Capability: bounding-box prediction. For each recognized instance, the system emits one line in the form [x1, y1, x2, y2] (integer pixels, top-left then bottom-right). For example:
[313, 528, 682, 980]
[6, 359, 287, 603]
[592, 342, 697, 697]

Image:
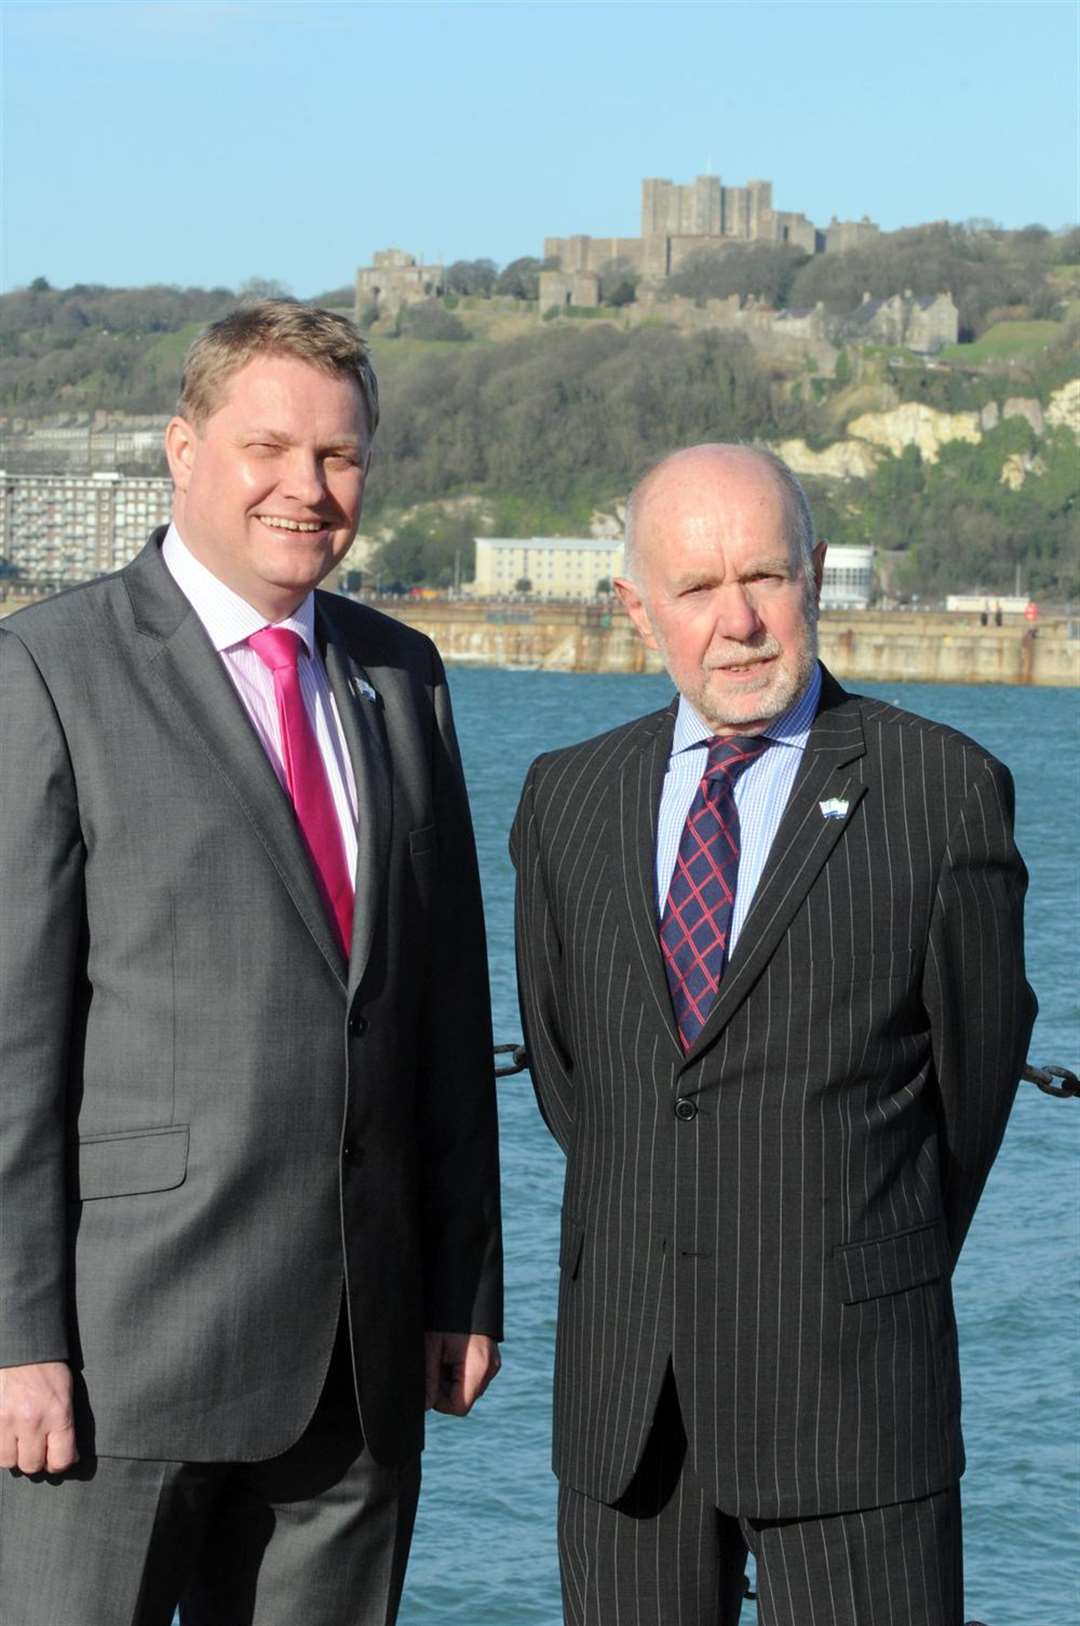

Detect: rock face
[1002, 397, 1045, 435]
[763, 377, 1078, 489]
[1001, 452, 1048, 490]
[590, 504, 626, 540]
[847, 403, 982, 463]
[773, 437, 883, 480]
[1046, 379, 1080, 438]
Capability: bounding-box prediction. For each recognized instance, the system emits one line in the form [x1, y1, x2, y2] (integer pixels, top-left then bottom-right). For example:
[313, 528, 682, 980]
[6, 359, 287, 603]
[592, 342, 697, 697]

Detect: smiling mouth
[256, 515, 328, 534]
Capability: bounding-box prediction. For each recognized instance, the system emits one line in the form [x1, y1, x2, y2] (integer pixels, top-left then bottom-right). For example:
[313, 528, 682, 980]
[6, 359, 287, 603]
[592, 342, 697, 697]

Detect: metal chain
[498, 1048, 1079, 1099]
[1021, 1062, 1080, 1099]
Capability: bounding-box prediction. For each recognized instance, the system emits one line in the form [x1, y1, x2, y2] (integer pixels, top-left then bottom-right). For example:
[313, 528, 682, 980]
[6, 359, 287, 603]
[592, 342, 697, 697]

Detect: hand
[424, 1331, 501, 1417]
[0, 1361, 78, 1474]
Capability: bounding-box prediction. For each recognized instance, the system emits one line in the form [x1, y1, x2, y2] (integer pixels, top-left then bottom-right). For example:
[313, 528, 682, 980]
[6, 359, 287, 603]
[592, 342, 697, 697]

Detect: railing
[497, 1044, 1080, 1101]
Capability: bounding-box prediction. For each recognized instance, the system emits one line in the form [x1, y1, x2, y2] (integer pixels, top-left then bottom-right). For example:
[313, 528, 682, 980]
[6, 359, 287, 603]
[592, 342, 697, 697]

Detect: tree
[595, 577, 612, 596]
[307, 285, 355, 307]
[1053, 226, 1080, 264]
[397, 302, 469, 341]
[238, 276, 292, 301]
[666, 244, 808, 308]
[515, 577, 532, 595]
[599, 259, 639, 308]
[444, 259, 497, 298]
[28, 276, 51, 293]
[494, 257, 550, 300]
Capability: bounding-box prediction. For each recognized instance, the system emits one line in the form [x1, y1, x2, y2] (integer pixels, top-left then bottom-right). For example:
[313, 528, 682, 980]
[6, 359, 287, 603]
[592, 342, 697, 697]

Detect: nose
[281, 449, 329, 508]
[713, 582, 763, 642]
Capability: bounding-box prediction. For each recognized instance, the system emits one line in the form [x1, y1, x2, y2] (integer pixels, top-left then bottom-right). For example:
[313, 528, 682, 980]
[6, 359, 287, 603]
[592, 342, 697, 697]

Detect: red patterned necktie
[247, 627, 354, 956]
[660, 735, 769, 1051]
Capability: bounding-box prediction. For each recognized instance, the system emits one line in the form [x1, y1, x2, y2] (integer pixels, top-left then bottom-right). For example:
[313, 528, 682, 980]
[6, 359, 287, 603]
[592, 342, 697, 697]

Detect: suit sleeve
[923, 754, 1037, 1258]
[417, 644, 503, 1338]
[0, 629, 84, 1367]
[509, 762, 576, 1153]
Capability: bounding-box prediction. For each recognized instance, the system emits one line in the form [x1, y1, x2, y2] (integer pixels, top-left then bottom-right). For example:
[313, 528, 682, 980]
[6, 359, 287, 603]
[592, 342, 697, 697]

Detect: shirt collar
[672, 662, 822, 756]
[161, 522, 316, 655]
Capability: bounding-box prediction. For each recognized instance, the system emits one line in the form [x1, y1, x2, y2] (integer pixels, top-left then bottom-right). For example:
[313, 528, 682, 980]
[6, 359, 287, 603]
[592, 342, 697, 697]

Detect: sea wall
[369, 601, 1079, 688]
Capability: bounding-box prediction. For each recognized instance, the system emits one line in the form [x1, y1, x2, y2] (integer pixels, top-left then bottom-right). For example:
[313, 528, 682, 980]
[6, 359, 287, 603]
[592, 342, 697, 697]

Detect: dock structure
[366, 599, 1080, 688]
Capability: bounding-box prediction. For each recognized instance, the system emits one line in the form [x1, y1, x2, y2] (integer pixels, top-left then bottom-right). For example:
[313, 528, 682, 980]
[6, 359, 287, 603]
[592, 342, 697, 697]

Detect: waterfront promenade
[3, 590, 1076, 686]
[370, 599, 1080, 688]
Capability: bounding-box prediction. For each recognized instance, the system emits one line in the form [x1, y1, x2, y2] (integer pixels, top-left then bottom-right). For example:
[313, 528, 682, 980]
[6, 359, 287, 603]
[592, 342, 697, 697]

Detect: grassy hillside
[1, 253, 1077, 600]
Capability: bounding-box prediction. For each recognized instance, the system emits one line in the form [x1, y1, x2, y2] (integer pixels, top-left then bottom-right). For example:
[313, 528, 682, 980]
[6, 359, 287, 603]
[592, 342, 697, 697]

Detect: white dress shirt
[162, 524, 359, 881]
[655, 664, 822, 955]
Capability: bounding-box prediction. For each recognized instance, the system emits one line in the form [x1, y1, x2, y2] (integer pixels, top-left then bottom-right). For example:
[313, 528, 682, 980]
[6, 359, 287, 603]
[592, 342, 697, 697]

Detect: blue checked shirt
[655, 664, 822, 953]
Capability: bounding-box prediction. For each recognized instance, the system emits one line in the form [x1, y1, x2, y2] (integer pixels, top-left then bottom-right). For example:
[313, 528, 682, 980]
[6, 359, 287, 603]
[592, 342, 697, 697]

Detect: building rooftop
[479, 536, 622, 552]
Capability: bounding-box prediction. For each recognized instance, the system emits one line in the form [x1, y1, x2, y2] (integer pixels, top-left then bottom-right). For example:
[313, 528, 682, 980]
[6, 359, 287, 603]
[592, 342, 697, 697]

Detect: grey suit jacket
[511, 668, 1034, 1518]
[0, 532, 501, 1465]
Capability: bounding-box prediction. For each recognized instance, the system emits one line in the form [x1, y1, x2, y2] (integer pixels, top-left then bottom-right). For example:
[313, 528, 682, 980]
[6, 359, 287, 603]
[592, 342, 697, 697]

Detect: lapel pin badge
[352, 677, 378, 704]
[819, 797, 849, 820]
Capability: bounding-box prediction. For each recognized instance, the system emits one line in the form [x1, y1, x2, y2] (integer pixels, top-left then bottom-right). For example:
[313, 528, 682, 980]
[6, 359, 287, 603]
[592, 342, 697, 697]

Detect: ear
[614, 575, 659, 651]
[164, 416, 199, 493]
[810, 540, 827, 602]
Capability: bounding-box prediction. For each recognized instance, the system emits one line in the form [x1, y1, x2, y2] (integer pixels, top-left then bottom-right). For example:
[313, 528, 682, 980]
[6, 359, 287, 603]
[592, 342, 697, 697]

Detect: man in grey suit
[512, 444, 1034, 1625]
[0, 301, 502, 1625]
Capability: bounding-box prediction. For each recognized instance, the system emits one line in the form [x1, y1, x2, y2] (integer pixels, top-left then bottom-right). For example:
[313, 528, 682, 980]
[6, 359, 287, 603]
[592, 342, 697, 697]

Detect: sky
[1, 0, 1077, 296]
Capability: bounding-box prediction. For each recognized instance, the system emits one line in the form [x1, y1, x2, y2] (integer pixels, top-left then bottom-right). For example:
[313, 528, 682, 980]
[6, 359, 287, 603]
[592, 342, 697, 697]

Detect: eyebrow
[740, 557, 793, 577]
[240, 426, 365, 453]
[670, 556, 793, 591]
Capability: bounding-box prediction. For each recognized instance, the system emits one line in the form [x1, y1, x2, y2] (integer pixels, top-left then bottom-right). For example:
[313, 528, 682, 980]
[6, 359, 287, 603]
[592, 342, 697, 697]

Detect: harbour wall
[369, 602, 1079, 688]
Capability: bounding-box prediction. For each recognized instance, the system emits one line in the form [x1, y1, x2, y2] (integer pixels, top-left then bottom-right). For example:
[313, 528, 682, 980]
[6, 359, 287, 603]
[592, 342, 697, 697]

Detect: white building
[0, 470, 173, 590]
[820, 544, 874, 611]
[472, 536, 624, 601]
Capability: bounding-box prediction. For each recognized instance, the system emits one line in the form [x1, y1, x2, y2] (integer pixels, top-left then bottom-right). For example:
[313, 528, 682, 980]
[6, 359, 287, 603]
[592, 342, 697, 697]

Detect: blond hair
[177, 299, 379, 439]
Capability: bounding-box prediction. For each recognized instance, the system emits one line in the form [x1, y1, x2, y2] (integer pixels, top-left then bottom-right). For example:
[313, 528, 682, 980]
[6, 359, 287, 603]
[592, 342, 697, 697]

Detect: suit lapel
[614, 704, 684, 1054]
[125, 536, 349, 987]
[682, 671, 867, 1064]
[316, 595, 392, 997]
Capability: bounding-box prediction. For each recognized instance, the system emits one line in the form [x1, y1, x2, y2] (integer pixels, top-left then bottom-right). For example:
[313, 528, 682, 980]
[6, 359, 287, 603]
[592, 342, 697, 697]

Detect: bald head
[623, 444, 816, 588]
[613, 442, 826, 736]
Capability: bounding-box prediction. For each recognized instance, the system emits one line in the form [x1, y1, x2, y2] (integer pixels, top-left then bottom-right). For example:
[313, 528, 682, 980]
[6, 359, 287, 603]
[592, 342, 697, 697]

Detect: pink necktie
[247, 627, 354, 956]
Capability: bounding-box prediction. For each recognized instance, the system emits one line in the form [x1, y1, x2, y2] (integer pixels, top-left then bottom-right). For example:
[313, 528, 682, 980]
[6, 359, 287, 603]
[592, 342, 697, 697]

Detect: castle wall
[543, 235, 644, 275]
[907, 294, 959, 352]
[538, 269, 600, 309]
[770, 211, 819, 252]
[825, 218, 881, 254]
[667, 234, 732, 274]
[355, 249, 444, 316]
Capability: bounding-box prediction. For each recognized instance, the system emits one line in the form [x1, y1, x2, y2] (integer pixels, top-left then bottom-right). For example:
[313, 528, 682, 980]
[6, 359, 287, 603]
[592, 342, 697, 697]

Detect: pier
[369, 601, 1079, 688]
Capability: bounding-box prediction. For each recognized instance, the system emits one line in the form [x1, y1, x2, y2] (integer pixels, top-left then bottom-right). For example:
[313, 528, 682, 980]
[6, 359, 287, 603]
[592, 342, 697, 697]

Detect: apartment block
[472, 536, 624, 601]
[0, 470, 173, 590]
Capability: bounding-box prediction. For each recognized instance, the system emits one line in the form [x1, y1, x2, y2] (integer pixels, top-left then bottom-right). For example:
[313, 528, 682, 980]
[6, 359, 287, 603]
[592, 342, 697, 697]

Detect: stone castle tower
[540, 172, 878, 308]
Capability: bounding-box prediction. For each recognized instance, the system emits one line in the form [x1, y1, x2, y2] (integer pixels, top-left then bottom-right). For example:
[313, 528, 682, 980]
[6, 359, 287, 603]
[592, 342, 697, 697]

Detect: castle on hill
[539, 172, 879, 307]
[352, 170, 958, 360]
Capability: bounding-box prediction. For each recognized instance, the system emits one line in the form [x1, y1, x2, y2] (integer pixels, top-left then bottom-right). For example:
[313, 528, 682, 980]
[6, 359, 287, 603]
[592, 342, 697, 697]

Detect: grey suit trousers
[0, 1323, 420, 1626]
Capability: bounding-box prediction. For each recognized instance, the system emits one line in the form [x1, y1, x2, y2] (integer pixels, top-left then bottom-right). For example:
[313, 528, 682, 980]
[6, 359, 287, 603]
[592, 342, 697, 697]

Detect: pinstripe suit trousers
[557, 1371, 963, 1626]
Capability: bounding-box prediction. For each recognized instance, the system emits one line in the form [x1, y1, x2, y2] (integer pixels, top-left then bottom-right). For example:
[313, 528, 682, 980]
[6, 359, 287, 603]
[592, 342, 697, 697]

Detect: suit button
[674, 1097, 698, 1122]
[342, 1142, 363, 1167]
[348, 1012, 368, 1037]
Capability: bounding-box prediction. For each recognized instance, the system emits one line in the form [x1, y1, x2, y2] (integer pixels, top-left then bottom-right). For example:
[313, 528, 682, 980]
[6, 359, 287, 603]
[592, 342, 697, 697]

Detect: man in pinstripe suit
[511, 445, 1035, 1625]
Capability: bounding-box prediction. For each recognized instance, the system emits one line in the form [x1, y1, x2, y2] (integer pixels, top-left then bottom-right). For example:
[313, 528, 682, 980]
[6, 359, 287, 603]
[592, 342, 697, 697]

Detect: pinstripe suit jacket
[511, 667, 1035, 1518]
